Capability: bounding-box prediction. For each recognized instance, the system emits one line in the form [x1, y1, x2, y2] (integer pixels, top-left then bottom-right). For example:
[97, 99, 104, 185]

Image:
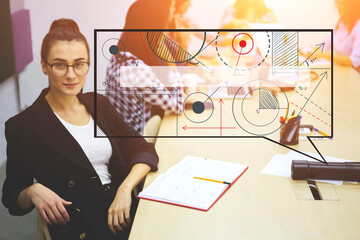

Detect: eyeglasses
[46, 62, 90, 77]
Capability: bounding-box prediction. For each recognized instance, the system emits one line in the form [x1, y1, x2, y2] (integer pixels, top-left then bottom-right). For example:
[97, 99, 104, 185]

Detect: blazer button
[76, 208, 81, 213]
[68, 180, 76, 188]
[79, 232, 86, 239]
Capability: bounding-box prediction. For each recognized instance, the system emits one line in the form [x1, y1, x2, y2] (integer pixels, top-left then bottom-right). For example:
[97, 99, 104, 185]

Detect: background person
[106, 0, 184, 134]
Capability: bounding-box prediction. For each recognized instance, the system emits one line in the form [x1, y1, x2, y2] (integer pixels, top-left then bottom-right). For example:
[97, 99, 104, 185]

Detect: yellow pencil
[285, 102, 290, 119]
[286, 115, 298, 121]
[314, 128, 332, 139]
[193, 177, 231, 185]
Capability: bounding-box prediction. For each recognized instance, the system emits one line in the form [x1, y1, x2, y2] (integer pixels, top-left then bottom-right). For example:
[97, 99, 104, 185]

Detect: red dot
[239, 40, 247, 48]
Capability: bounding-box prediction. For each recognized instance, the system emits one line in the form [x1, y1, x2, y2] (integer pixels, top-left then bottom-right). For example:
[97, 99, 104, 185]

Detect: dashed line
[295, 90, 331, 116]
[291, 102, 332, 127]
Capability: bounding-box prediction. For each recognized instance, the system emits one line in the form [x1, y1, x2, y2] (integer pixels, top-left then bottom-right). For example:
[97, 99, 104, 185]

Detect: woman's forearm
[16, 184, 36, 211]
[334, 54, 353, 67]
[118, 163, 151, 193]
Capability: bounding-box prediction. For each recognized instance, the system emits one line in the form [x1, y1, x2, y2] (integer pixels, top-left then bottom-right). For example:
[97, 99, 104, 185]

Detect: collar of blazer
[24, 88, 101, 178]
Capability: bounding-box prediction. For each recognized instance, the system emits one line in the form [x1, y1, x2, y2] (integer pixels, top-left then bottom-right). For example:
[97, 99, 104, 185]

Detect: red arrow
[219, 99, 224, 136]
[182, 125, 235, 131]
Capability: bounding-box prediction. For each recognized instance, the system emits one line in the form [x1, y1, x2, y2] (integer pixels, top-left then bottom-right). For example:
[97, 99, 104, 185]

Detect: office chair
[133, 115, 162, 196]
[143, 115, 162, 144]
[36, 212, 51, 240]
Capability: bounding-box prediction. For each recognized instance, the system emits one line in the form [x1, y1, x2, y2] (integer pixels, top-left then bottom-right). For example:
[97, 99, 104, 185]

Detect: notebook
[138, 155, 248, 211]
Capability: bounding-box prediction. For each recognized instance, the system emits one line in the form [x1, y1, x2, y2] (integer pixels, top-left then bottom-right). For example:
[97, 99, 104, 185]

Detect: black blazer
[1, 88, 158, 239]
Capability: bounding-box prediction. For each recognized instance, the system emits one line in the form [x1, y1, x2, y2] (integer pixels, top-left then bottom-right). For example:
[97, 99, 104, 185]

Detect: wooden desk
[130, 66, 360, 240]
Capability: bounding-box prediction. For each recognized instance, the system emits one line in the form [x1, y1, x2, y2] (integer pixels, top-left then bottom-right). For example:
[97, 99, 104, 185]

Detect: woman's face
[41, 40, 89, 97]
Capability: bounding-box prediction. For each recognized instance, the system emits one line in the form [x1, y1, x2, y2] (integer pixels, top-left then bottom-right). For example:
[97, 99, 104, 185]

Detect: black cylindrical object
[291, 160, 360, 181]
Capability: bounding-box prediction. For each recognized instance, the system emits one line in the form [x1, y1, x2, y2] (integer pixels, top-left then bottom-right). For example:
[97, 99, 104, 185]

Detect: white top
[54, 113, 113, 185]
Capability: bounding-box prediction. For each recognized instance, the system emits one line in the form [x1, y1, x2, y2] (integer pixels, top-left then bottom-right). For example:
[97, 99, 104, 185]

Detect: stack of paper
[138, 156, 248, 211]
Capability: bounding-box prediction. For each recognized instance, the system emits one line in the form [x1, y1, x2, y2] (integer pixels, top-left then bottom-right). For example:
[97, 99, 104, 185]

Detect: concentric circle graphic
[232, 79, 288, 136]
[241, 89, 280, 127]
[183, 92, 214, 123]
[102, 38, 126, 61]
[215, 31, 271, 70]
[231, 33, 254, 55]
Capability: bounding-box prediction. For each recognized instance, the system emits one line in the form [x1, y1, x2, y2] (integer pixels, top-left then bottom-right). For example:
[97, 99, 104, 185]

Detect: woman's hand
[107, 187, 132, 235]
[28, 183, 72, 225]
[107, 163, 151, 235]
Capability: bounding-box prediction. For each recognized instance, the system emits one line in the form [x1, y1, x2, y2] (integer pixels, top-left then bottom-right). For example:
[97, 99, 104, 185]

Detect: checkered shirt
[106, 51, 184, 134]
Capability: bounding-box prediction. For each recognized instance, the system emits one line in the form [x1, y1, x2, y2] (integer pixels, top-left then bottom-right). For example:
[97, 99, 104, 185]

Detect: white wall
[0, 0, 25, 166]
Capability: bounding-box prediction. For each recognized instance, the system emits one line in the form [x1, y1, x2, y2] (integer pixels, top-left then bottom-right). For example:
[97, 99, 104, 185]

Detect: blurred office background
[0, 0, 337, 238]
